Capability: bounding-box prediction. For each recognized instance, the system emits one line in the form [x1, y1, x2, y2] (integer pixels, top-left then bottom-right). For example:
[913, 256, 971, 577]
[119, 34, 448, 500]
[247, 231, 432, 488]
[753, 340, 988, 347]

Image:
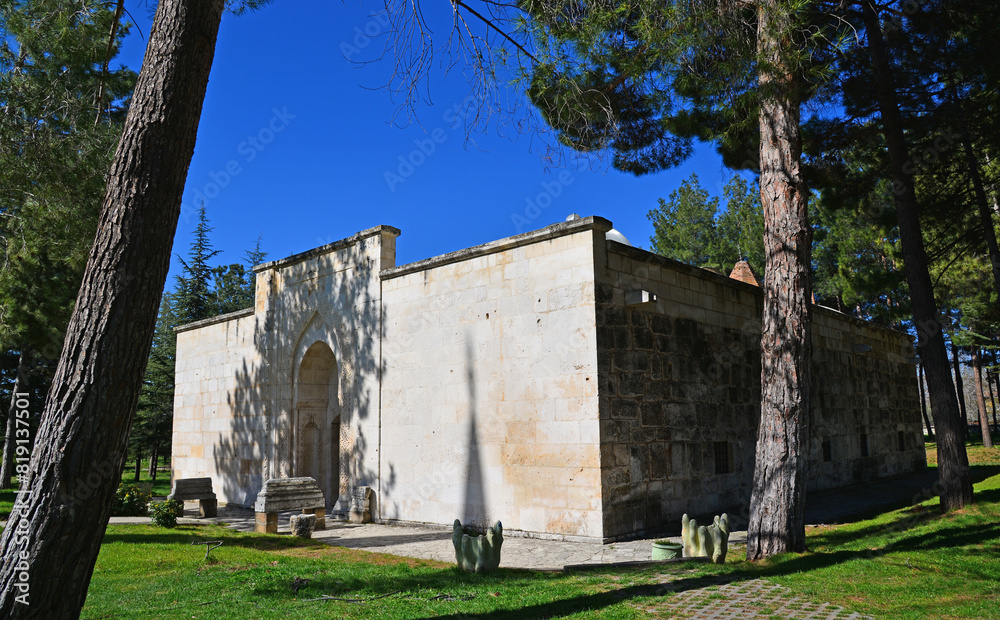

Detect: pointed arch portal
[293, 340, 341, 505]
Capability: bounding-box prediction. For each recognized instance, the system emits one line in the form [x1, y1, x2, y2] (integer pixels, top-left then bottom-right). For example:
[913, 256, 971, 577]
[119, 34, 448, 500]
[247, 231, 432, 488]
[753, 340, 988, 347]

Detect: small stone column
[255, 511, 278, 534]
[349, 486, 372, 523]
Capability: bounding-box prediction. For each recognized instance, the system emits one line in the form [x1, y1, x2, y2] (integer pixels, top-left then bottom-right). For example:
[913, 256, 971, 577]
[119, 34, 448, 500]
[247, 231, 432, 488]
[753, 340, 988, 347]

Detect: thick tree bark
[0, 1, 225, 617]
[972, 347, 993, 448]
[919, 363, 934, 441]
[860, 1, 972, 510]
[747, 0, 812, 561]
[0, 351, 32, 488]
[952, 340, 968, 436]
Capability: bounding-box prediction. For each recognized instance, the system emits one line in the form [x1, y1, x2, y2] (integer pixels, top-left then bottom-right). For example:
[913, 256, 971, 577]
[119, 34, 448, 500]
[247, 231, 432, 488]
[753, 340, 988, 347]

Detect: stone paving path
[214, 509, 701, 570]
[635, 575, 875, 619]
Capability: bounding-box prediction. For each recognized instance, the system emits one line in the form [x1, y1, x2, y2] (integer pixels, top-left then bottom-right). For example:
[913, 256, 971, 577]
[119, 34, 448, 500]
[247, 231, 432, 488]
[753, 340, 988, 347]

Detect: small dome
[606, 228, 632, 246]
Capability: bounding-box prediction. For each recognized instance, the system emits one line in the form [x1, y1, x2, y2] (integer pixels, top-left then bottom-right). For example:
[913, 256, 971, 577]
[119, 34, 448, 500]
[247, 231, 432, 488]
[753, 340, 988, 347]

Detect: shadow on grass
[103, 524, 330, 552]
[808, 465, 1000, 533]
[95, 485, 1000, 620]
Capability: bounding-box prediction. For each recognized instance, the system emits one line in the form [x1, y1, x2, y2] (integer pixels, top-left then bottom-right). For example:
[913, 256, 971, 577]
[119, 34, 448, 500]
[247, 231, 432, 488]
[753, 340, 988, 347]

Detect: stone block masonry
[596, 242, 924, 540]
[171, 216, 924, 542]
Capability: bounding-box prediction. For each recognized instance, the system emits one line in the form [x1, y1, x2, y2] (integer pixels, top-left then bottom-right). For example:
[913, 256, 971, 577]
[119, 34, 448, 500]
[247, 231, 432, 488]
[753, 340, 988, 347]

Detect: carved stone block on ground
[290, 513, 317, 538]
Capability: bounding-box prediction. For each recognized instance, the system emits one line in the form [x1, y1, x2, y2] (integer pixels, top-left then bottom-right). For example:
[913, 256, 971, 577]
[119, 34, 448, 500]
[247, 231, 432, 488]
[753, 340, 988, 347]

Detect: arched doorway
[294, 341, 341, 505]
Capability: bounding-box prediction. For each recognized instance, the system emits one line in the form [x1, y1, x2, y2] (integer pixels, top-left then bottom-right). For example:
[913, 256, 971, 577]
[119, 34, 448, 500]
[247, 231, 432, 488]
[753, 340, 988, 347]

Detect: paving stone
[636, 578, 875, 620]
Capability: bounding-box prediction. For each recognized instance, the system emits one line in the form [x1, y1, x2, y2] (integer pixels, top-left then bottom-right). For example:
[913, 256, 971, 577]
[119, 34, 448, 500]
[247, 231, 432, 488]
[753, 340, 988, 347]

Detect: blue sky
[118, 1, 738, 282]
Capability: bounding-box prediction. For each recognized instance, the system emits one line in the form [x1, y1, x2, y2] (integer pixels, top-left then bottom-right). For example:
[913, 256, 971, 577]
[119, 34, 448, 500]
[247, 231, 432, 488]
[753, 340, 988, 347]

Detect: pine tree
[648, 174, 719, 266]
[132, 227, 266, 482]
[131, 293, 180, 482]
[174, 204, 221, 324]
[647, 174, 766, 277]
[522, 0, 840, 558]
[0, 0, 227, 614]
[0, 0, 135, 490]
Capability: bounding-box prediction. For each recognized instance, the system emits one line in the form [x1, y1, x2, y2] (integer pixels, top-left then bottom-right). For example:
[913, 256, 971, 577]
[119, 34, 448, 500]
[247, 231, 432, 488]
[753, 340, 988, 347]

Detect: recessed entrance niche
[294, 340, 341, 505]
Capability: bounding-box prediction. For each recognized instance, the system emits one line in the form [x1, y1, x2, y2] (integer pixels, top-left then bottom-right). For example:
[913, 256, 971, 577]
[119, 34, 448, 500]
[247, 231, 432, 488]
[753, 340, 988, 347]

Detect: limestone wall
[377, 218, 609, 539]
[172, 309, 266, 506]
[172, 227, 398, 509]
[251, 227, 395, 511]
[596, 242, 924, 540]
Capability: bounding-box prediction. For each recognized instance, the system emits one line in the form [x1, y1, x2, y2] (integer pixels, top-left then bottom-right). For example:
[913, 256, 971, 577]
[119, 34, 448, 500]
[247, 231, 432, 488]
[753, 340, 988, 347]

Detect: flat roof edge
[253, 225, 401, 273]
[381, 216, 613, 280]
[175, 307, 254, 334]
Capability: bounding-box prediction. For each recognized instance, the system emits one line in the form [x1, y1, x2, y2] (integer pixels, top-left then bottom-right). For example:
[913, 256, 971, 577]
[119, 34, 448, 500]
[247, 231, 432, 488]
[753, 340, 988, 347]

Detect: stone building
[171, 216, 925, 542]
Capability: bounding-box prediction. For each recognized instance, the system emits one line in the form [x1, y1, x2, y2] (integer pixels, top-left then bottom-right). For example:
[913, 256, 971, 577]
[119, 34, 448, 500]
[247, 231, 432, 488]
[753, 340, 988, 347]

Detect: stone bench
[167, 477, 217, 518]
[253, 477, 326, 534]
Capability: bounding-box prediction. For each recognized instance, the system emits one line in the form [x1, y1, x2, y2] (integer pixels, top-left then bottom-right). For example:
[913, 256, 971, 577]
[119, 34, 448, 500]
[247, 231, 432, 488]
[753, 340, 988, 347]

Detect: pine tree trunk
[972, 347, 993, 448]
[0, 1, 224, 616]
[746, 0, 812, 561]
[988, 367, 997, 428]
[148, 445, 157, 481]
[919, 363, 934, 441]
[953, 99, 1000, 301]
[860, 1, 972, 511]
[952, 340, 968, 439]
[133, 451, 142, 482]
[0, 350, 32, 488]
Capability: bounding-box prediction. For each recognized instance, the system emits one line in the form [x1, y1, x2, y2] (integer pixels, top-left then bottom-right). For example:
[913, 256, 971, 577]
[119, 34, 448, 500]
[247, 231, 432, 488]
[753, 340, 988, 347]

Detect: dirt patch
[277, 544, 452, 569]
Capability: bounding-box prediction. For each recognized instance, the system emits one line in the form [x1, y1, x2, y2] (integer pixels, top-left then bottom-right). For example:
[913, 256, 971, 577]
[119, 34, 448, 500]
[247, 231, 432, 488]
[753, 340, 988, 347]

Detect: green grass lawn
[0, 443, 991, 618]
[0, 486, 16, 520]
[81, 447, 1000, 620]
[86, 526, 655, 619]
[119, 456, 172, 497]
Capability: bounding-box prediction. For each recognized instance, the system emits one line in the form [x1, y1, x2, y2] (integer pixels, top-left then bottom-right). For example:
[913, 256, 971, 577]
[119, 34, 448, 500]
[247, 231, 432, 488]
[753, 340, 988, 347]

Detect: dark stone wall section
[597, 244, 924, 540]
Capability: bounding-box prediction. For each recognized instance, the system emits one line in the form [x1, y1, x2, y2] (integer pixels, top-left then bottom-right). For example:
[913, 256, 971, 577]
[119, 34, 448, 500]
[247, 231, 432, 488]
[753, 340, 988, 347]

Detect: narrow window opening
[860, 433, 870, 457]
[822, 439, 832, 462]
[713, 442, 733, 475]
[898, 431, 906, 452]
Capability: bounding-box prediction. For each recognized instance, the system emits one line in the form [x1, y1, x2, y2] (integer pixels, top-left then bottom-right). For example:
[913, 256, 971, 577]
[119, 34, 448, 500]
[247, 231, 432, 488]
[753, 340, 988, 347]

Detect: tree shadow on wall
[210, 235, 395, 512]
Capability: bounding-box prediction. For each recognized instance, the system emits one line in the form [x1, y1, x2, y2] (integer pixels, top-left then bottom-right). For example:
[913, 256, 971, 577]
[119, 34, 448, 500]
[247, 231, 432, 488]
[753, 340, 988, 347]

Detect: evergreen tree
[0, 0, 135, 489]
[810, 190, 909, 326]
[522, 0, 842, 557]
[130, 294, 179, 482]
[0, 1, 230, 612]
[132, 221, 266, 479]
[648, 174, 766, 277]
[174, 204, 221, 324]
[714, 176, 766, 277]
[648, 174, 719, 267]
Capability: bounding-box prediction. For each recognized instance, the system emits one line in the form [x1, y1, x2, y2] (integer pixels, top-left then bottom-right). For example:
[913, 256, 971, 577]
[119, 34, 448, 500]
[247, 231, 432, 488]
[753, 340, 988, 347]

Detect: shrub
[112, 484, 152, 517]
[150, 499, 182, 528]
